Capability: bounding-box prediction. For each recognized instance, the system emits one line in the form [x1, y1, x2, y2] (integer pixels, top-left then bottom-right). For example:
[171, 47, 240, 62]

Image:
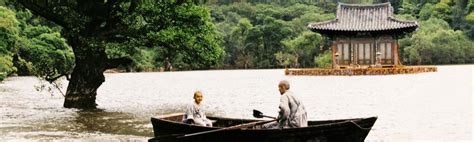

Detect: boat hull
[149, 113, 377, 142]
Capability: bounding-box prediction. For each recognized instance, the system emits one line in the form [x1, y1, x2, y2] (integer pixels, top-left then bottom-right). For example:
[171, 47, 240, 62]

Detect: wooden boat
[149, 113, 377, 142]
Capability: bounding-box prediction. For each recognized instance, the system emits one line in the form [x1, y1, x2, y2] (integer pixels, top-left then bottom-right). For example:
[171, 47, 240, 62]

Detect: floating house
[285, 2, 437, 76]
[308, 2, 418, 69]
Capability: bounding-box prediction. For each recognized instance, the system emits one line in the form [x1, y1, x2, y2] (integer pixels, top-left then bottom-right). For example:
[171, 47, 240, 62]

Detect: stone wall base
[285, 66, 437, 76]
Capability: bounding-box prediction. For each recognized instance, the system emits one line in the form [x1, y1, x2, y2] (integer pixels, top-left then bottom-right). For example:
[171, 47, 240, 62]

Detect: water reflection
[1, 108, 152, 141]
[0, 77, 152, 141]
[1, 66, 472, 141]
[74, 110, 151, 136]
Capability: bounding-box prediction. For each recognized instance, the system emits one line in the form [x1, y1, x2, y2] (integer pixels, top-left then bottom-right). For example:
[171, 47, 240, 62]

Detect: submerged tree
[19, 1, 223, 109]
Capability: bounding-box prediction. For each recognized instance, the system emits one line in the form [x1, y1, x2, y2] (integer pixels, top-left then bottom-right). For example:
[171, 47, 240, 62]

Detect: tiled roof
[308, 2, 418, 32]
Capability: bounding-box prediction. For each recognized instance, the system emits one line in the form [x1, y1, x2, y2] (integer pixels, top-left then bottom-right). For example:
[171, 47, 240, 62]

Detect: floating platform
[285, 66, 437, 76]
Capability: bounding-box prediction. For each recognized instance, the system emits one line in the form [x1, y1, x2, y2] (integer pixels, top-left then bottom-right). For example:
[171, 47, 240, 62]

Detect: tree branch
[45, 74, 66, 83]
[18, 0, 71, 29]
[51, 81, 65, 97]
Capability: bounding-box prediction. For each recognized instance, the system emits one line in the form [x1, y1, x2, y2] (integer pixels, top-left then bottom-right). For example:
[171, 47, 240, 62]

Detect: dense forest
[1, 0, 473, 82]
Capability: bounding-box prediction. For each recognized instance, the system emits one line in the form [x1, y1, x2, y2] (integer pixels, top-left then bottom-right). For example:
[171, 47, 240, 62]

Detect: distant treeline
[1, 0, 473, 81]
[208, 0, 473, 68]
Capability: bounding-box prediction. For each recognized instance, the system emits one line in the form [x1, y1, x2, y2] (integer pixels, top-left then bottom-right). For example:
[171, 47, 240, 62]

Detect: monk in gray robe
[263, 80, 308, 129]
[183, 91, 213, 127]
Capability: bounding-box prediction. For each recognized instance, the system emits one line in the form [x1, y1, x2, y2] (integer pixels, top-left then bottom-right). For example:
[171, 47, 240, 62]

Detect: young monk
[182, 91, 213, 127]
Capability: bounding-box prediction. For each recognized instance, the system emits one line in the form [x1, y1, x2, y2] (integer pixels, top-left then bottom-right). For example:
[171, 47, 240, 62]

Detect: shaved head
[193, 91, 203, 105]
[279, 80, 290, 90]
[278, 80, 290, 95]
[194, 91, 202, 97]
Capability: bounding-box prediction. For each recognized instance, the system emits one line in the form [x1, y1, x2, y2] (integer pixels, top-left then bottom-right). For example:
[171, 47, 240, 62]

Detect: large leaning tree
[18, 0, 223, 109]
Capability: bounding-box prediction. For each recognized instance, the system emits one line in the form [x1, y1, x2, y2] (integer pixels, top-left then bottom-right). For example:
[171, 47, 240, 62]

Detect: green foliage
[18, 32, 74, 80]
[274, 51, 296, 68]
[213, 3, 332, 68]
[466, 12, 474, 23]
[7, 7, 74, 81]
[440, 0, 454, 5]
[0, 55, 14, 80]
[0, 4, 75, 82]
[467, 0, 474, 14]
[314, 50, 332, 68]
[0, 6, 18, 34]
[132, 48, 158, 72]
[0, 6, 19, 81]
[403, 18, 474, 64]
[394, 14, 417, 21]
[288, 6, 334, 34]
[255, 17, 292, 67]
[433, 1, 452, 22]
[138, 2, 224, 70]
[227, 18, 254, 68]
[399, 1, 418, 15]
[13, 1, 224, 75]
[1, 0, 472, 81]
[418, 3, 434, 20]
[282, 31, 323, 68]
[396, 0, 474, 62]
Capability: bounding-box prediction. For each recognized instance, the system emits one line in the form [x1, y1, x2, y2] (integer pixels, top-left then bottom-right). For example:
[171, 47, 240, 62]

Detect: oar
[179, 119, 276, 138]
[178, 110, 277, 138]
[253, 109, 277, 119]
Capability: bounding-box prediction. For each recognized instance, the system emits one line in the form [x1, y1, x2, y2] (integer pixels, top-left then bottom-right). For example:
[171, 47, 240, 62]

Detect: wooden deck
[285, 66, 437, 76]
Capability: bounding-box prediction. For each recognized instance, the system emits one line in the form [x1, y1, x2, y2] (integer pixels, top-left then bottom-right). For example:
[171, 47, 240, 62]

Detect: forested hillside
[209, 0, 473, 68]
[1, 0, 473, 82]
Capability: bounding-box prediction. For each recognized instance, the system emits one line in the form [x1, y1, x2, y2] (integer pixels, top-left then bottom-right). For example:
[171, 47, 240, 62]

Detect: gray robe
[182, 103, 213, 127]
[264, 91, 308, 129]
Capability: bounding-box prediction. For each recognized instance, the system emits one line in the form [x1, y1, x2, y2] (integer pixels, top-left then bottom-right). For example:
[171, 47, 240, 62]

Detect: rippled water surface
[0, 65, 472, 141]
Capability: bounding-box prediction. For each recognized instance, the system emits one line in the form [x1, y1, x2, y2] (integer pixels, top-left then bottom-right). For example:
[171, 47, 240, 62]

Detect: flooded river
[0, 65, 472, 141]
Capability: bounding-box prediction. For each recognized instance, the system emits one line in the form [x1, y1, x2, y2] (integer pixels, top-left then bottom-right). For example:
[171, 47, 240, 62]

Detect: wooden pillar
[373, 37, 377, 65]
[351, 43, 356, 66]
[393, 40, 399, 65]
[332, 41, 337, 68]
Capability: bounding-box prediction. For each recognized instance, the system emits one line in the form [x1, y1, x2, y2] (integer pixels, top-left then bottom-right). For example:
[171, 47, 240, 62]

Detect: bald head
[278, 80, 290, 95]
[194, 91, 202, 97]
[279, 80, 290, 89]
[193, 91, 203, 105]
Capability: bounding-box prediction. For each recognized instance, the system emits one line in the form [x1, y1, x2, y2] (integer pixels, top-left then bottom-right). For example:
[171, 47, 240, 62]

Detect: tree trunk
[63, 36, 107, 109]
